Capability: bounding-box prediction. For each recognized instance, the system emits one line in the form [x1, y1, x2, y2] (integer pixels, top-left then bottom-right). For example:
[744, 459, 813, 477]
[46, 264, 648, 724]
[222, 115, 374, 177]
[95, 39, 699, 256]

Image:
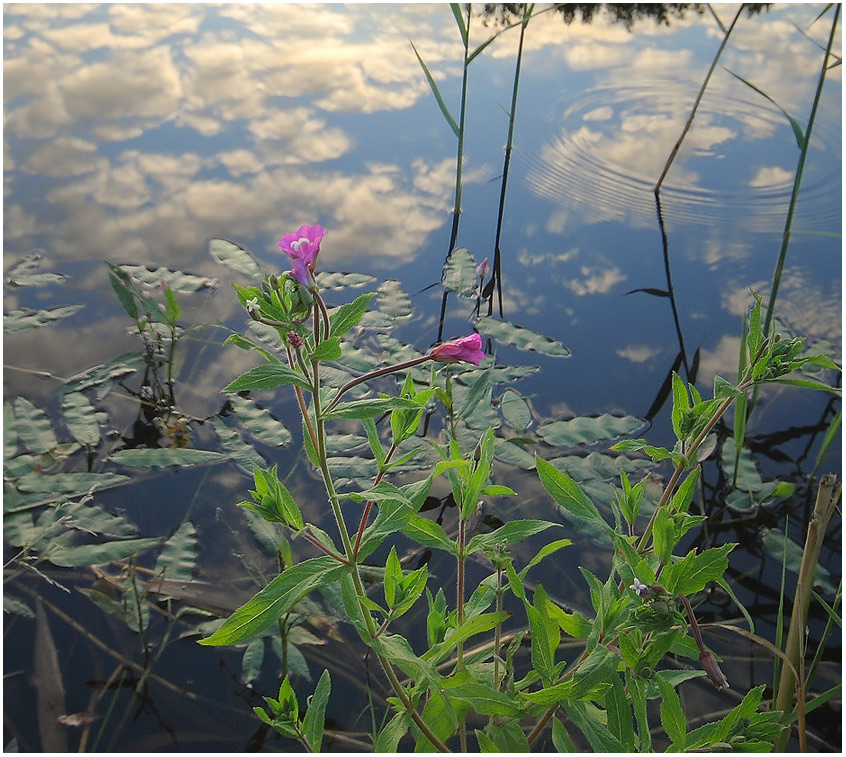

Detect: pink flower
[278, 224, 326, 273]
[430, 334, 485, 366]
[475, 258, 490, 280]
[290, 257, 311, 286]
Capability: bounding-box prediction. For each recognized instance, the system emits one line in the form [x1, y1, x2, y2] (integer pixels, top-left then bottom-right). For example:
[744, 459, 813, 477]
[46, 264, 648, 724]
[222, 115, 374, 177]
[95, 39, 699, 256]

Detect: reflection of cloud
[749, 165, 792, 188]
[698, 334, 742, 388]
[567, 265, 626, 295]
[22, 137, 105, 177]
[616, 344, 661, 363]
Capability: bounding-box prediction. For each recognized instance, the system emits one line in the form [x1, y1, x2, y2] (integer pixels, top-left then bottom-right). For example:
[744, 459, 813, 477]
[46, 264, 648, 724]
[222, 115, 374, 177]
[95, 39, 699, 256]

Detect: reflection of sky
[3, 4, 841, 413]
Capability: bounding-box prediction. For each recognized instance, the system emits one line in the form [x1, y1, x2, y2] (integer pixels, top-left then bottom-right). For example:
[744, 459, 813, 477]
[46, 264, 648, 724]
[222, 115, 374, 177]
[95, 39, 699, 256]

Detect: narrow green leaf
[13, 397, 58, 455]
[301, 670, 331, 752]
[330, 292, 375, 339]
[47, 537, 160, 567]
[466, 519, 561, 556]
[410, 39, 459, 137]
[224, 364, 311, 392]
[62, 392, 101, 447]
[656, 673, 687, 749]
[402, 514, 456, 555]
[561, 700, 624, 752]
[200, 557, 349, 646]
[536, 456, 609, 530]
[323, 397, 420, 420]
[724, 68, 805, 148]
[450, 2, 468, 46]
[4, 305, 85, 333]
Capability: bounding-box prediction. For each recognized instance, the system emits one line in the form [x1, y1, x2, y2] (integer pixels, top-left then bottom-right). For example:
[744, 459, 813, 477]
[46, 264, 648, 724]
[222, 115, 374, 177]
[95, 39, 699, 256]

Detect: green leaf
[656, 673, 687, 749]
[466, 519, 561, 556]
[224, 364, 311, 392]
[241, 638, 265, 685]
[200, 557, 349, 646]
[155, 521, 197, 581]
[523, 645, 618, 705]
[62, 392, 102, 447]
[536, 456, 609, 530]
[433, 611, 511, 662]
[108, 448, 226, 467]
[6, 253, 66, 287]
[538, 414, 643, 447]
[301, 670, 331, 752]
[47, 537, 160, 567]
[121, 264, 219, 293]
[16, 471, 129, 495]
[375, 712, 411, 753]
[164, 286, 181, 323]
[3, 305, 85, 333]
[450, 2, 468, 46]
[64, 352, 143, 392]
[476, 316, 571, 357]
[314, 271, 377, 290]
[724, 68, 805, 148]
[329, 292, 375, 338]
[661, 544, 734, 596]
[562, 700, 624, 753]
[209, 238, 260, 278]
[410, 39, 459, 137]
[449, 681, 522, 717]
[226, 394, 291, 446]
[323, 397, 419, 420]
[401, 514, 456, 555]
[604, 675, 636, 751]
[551, 716, 577, 752]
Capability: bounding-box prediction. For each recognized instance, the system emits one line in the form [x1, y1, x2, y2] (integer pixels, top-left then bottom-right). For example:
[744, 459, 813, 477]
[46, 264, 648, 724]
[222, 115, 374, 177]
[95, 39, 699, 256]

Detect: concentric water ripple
[516, 78, 841, 232]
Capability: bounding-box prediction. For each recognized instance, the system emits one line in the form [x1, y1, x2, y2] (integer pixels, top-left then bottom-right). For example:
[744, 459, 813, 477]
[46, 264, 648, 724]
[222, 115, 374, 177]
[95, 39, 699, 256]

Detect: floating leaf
[4, 595, 34, 618]
[64, 353, 143, 392]
[15, 471, 130, 495]
[108, 448, 226, 467]
[548, 452, 654, 481]
[377, 279, 412, 321]
[5, 252, 66, 287]
[315, 271, 377, 290]
[500, 389, 532, 432]
[762, 530, 838, 595]
[4, 305, 84, 333]
[121, 264, 219, 293]
[494, 438, 537, 469]
[441, 247, 478, 298]
[65, 503, 138, 539]
[213, 422, 266, 474]
[47, 537, 160, 568]
[155, 521, 197, 582]
[538, 414, 643, 447]
[476, 317, 570, 357]
[4, 402, 17, 460]
[226, 394, 291, 446]
[209, 238, 260, 279]
[13, 397, 58, 455]
[62, 392, 102, 447]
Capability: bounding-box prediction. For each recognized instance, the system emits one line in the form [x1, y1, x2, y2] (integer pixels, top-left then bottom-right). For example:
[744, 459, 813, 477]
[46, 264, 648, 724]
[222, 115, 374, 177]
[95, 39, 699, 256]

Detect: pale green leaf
[500, 389, 532, 432]
[538, 414, 643, 447]
[476, 317, 571, 357]
[47, 537, 160, 567]
[62, 392, 102, 447]
[13, 397, 57, 455]
[209, 238, 260, 279]
[441, 247, 478, 298]
[155, 521, 197, 581]
[108, 448, 226, 467]
[122, 263, 219, 293]
[4, 305, 84, 333]
[226, 394, 291, 446]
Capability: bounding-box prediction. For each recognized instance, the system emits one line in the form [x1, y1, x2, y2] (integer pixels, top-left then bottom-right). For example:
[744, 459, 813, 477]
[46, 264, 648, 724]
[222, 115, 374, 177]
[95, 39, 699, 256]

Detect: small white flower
[245, 297, 260, 315]
[630, 578, 649, 596]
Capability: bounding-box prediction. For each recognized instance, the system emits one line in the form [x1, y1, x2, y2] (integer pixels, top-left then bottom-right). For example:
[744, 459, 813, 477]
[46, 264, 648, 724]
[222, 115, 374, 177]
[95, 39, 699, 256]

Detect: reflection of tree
[480, 3, 770, 29]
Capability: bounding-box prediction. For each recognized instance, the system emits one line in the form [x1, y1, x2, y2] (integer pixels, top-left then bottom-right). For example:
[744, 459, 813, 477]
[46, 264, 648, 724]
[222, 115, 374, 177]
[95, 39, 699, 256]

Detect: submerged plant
[200, 223, 840, 752]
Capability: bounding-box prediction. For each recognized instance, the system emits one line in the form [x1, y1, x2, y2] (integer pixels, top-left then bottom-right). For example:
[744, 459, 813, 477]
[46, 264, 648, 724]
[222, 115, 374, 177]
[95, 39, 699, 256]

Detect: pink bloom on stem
[475, 258, 490, 280]
[278, 224, 326, 273]
[430, 334, 485, 366]
[290, 257, 311, 286]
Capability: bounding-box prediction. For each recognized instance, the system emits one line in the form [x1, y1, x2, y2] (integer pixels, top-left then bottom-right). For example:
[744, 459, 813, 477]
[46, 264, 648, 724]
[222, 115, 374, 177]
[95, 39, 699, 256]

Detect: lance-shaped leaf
[4, 305, 85, 333]
[200, 557, 349, 646]
[329, 292, 375, 339]
[155, 522, 197, 582]
[538, 414, 643, 447]
[536, 457, 610, 533]
[62, 392, 101, 447]
[225, 364, 312, 392]
[14, 397, 58, 455]
[661, 544, 734, 596]
[108, 448, 226, 468]
[301, 670, 331, 752]
[47, 537, 160, 568]
[410, 39, 459, 137]
[466, 519, 561, 556]
[441, 247, 478, 298]
[323, 397, 420, 420]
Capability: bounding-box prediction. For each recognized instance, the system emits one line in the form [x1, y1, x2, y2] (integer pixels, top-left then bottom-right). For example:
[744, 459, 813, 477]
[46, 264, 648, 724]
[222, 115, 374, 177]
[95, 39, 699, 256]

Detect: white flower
[630, 578, 649, 596]
[245, 297, 260, 315]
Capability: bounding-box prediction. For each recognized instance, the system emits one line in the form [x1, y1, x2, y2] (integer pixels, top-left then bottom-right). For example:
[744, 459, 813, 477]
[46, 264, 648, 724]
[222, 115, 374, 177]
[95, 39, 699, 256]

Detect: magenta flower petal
[277, 224, 326, 269]
[430, 334, 485, 366]
[290, 257, 311, 286]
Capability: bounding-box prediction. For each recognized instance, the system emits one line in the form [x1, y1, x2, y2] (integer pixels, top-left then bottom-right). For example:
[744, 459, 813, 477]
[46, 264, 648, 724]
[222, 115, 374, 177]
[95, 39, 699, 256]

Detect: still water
[3, 3, 841, 752]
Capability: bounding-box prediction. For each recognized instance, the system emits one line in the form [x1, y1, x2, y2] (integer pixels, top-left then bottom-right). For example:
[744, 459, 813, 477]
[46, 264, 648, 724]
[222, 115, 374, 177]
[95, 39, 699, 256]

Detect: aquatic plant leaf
[155, 521, 197, 582]
[241, 637, 264, 685]
[500, 389, 532, 432]
[724, 68, 805, 149]
[3, 402, 18, 461]
[47, 537, 160, 567]
[65, 503, 138, 539]
[34, 599, 67, 752]
[225, 364, 311, 392]
[377, 279, 412, 322]
[15, 471, 129, 497]
[62, 392, 102, 447]
[538, 414, 643, 447]
[476, 317, 571, 357]
[13, 397, 58, 455]
[441, 247, 478, 298]
[3, 595, 34, 618]
[494, 438, 537, 469]
[314, 271, 377, 290]
[199, 557, 349, 646]
[6, 252, 67, 287]
[226, 394, 291, 446]
[64, 352, 143, 392]
[4, 305, 84, 333]
[122, 264, 219, 293]
[209, 238, 260, 279]
[549, 453, 655, 481]
[761, 530, 838, 595]
[108, 448, 226, 467]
